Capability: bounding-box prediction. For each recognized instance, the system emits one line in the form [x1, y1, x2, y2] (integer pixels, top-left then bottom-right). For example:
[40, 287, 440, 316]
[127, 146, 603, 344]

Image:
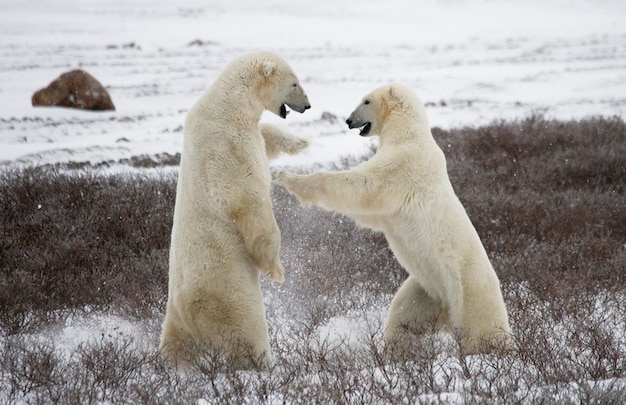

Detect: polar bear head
[244, 51, 311, 119]
[345, 83, 426, 137]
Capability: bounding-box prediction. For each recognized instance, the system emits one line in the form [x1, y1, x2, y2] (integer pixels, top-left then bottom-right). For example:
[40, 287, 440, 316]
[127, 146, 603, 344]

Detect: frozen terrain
[1, 0, 625, 168]
[1, 1, 625, 402]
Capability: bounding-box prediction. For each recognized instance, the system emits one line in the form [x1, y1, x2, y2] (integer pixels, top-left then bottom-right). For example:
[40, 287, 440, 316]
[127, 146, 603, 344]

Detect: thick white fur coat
[277, 84, 513, 354]
[160, 51, 309, 369]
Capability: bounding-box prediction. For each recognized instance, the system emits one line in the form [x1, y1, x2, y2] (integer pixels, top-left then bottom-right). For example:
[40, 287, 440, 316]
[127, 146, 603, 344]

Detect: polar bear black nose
[305, 104, 311, 110]
[346, 118, 352, 126]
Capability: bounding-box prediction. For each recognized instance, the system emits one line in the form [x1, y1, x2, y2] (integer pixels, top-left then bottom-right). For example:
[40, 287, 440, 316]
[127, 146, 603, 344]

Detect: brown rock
[32, 70, 115, 111]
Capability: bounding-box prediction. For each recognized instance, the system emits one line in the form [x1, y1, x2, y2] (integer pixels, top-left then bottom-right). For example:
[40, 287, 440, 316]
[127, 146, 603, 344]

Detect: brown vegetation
[0, 116, 624, 403]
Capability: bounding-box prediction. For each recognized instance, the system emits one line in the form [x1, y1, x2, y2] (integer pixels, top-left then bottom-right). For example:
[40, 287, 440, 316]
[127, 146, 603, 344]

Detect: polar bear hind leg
[384, 277, 447, 355]
[455, 282, 516, 355]
[160, 281, 272, 370]
[159, 304, 195, 367]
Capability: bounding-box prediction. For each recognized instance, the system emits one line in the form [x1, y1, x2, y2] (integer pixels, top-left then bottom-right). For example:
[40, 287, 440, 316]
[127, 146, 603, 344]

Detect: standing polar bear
[160, 51, 311, 370]
[276, 83, 514, 355]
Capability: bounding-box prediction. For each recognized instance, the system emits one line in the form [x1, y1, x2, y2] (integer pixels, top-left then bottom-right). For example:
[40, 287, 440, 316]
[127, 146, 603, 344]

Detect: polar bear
[276, 83, 514, 355]
[159, 51, 311, 370]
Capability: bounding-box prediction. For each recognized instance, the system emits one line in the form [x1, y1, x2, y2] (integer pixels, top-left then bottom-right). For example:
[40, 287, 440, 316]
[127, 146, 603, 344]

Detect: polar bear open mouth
[280, 104, 290, 118]
[359, 122, 372, 136]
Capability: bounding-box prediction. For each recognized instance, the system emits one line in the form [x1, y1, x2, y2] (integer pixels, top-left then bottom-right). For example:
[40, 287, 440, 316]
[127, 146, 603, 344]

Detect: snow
[32, 312, 154, 360]
[1, 0, 625, 399]
[1, 0, 625, 168]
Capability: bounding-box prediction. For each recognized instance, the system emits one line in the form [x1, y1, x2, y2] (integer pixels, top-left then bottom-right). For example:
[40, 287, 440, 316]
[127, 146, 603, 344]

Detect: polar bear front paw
[266, 260, 285, 283]
[275, 170, 313, 205]
[274, 170, 295, 190]
[284, 137, 309, 155]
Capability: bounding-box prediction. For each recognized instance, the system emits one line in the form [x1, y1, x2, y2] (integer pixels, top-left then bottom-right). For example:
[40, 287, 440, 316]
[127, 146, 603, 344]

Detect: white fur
[160, 51, 309, 370]
[276, 83, 513, 355]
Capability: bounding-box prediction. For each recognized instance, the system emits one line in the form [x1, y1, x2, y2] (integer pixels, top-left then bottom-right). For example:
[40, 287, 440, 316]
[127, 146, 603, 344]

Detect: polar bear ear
[260, 60, 278, 77]
[387, 84, 408, 110]
[388, 84, 400, 100]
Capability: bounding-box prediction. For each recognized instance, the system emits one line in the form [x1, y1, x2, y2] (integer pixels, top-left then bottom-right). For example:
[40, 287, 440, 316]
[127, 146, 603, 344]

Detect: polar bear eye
[364, 100, 370, 105]
[292, 83, 298, 88]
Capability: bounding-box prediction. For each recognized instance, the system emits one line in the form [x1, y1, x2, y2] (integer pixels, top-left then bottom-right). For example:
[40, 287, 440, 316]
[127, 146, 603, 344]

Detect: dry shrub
[0, 168, 176, 333]
[0, 116, 624, 403]
[434, 115, 625, 294]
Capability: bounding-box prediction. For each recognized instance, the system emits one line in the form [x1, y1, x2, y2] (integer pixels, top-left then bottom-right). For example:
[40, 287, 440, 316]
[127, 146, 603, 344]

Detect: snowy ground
[1, 0, 625, 399]
[1, 0, 625, 168]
